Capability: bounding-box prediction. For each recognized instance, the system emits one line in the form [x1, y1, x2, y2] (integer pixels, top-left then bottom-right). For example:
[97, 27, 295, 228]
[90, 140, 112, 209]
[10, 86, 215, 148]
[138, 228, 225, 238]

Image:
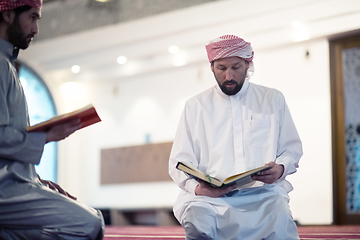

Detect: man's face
[211, 56, 249, 95]
[7, 7, 40, 49]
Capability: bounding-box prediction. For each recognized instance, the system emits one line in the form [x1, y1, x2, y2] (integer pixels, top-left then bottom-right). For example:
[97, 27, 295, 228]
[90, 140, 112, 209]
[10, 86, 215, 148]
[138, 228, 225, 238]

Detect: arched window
[18, 62, 58, 182]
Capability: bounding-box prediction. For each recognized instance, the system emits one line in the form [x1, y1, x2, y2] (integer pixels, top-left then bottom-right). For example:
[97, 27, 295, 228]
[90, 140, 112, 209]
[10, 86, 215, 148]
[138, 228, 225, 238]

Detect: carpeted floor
[103, 225, 360, 240]
[297, 225, 360, 240]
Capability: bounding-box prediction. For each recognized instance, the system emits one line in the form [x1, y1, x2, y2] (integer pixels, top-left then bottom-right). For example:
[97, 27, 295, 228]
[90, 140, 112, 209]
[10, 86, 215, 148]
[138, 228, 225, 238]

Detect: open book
[176, 161, 270, 189]
[26, 104, 101, 132]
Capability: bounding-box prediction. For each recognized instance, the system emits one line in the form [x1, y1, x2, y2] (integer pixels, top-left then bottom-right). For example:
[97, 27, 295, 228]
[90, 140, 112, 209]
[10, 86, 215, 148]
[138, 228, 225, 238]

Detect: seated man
[0, 0, 104, 239]
[169, 34, 303, 240]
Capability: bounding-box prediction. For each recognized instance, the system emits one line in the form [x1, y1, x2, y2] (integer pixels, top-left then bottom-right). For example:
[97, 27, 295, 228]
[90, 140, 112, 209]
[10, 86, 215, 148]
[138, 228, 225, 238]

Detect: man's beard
[219, 80, 243, 95]
[212, 66, 247, 96]
[7, 18, 32, 50]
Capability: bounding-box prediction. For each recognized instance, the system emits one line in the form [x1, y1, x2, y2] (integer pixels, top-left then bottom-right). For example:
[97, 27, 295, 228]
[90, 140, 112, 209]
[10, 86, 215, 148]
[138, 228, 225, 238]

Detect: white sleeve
[169, 102, 200, 195]
[275, 94, 303, 183]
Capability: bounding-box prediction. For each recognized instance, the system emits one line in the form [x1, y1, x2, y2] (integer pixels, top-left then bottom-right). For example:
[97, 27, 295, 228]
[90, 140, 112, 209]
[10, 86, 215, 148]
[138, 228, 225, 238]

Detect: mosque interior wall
[18, 0, 360, 225]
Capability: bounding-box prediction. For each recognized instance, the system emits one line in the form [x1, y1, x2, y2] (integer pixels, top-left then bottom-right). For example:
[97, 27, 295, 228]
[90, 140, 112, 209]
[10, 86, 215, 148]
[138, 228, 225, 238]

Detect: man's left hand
[251, 161, 284, 184]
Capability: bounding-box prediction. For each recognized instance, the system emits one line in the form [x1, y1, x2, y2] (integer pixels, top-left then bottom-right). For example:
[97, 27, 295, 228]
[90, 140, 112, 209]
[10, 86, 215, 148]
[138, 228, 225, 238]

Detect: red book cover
[26, 104, 101, 132]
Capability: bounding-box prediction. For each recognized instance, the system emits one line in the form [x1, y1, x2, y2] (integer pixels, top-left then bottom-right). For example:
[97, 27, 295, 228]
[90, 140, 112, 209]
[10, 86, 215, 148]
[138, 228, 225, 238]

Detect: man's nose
[225, 69, 234, 80]
[32, 22, 39, 35]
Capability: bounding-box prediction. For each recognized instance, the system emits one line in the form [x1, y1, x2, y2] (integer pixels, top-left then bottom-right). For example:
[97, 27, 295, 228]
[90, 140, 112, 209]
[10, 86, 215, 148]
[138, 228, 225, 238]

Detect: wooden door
[330, 32, 360, 224]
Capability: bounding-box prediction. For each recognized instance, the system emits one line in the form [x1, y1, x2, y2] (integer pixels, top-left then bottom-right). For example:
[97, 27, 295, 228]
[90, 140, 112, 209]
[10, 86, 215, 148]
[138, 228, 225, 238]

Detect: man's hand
[39, 177, 77, 200]
[251, 161, 284, 184]
[195, 180, 236, 198]
[45, 118, 82, 143]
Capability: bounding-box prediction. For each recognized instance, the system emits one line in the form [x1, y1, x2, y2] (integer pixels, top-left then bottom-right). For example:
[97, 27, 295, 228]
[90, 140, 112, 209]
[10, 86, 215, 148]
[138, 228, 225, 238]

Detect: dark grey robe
[0, 39, 104, 240]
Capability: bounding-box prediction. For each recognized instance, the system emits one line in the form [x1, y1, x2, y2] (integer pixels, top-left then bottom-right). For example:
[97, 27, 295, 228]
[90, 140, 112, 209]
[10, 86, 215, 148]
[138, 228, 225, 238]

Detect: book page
[176, 162, 222, 187]
[223, 165, 270, 184]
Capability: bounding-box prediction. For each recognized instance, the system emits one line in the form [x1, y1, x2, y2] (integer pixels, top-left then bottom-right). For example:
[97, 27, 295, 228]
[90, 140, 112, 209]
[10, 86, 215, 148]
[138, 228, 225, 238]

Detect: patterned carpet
[103, 225, 360, 240]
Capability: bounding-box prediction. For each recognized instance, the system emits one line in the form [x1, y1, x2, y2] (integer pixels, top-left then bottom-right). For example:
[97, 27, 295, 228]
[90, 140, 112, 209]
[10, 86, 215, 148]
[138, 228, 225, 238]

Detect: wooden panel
[109, 208, 179, 226]
[100, 142, 173, 185]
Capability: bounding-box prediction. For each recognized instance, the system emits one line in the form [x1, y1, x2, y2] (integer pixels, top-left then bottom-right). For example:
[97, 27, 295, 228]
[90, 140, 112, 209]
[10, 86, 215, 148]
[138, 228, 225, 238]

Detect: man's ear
[1, 10, 15, 24]
[210, 61, 214, 73]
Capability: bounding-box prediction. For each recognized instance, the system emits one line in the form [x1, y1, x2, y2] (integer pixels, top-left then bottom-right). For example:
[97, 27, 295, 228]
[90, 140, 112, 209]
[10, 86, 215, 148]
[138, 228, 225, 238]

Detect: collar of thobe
[0, 38, 17, 63]
[215, 79, 250, 98]
[11, 48, 19, 63]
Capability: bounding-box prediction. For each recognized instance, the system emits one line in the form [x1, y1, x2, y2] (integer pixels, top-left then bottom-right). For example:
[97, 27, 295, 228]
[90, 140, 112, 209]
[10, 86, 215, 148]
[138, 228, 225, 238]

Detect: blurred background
[18, 0, 360, 226]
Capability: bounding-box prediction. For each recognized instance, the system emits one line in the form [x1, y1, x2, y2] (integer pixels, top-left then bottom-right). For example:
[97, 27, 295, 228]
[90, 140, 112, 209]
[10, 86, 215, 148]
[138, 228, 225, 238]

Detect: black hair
[0, 5, 32, 23]
[356, 124, 360, 135]
[210, 59, 249, 67]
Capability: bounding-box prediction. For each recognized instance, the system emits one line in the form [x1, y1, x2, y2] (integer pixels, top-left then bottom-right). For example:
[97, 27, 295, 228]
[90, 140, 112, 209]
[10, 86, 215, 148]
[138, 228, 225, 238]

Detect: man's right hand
[45, 118, 82, 143]
[195, 180, 236, 198]
[38, 177, 77, 200]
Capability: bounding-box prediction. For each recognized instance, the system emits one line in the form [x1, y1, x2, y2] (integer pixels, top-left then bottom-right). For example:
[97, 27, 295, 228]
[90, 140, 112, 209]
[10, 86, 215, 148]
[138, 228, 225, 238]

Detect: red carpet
[104, 226, 184, 239]
[104, 225, 360, 240]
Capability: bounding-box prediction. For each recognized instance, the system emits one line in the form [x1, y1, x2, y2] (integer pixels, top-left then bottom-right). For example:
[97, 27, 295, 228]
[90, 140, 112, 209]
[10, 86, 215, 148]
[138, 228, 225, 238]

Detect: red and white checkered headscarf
[206, 34, 255, 78]
[0, 0, 42, 11]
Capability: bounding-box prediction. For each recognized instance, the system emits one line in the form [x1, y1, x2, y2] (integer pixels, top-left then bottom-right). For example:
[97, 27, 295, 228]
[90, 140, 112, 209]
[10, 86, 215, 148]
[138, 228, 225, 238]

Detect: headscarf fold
[206, 34, 255, 77]
[0, 0, 42, 11]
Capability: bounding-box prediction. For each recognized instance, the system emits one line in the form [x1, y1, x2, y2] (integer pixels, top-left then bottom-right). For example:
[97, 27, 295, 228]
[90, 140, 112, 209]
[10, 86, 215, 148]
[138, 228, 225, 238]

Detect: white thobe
[169, 80, 302, 240]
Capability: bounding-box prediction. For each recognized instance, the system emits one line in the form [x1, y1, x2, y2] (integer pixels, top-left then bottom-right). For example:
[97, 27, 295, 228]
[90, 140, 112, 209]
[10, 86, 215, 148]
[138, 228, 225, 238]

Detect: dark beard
[7, 18, 32, 50]
[220, 80, 243, 95]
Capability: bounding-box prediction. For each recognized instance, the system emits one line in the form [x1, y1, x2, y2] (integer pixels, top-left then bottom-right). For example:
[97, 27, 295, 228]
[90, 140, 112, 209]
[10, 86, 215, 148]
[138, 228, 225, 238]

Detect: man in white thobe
[169, 34, 302, 240]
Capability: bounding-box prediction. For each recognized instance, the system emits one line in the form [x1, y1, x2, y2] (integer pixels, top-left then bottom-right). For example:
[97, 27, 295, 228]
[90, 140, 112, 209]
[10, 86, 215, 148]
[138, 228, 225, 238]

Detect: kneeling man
[0, 0, 104, 239]
[169, 34, 302, 240]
